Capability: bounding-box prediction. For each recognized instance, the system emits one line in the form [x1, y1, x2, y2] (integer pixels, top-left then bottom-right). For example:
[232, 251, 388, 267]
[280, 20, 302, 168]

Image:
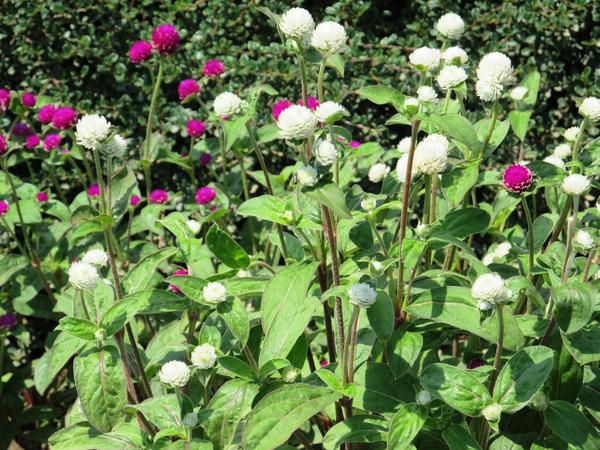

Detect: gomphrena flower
[564, 126, 580, 142]
[437, 66, 467, 91]
[178, 79, 200, 102]
[149, 189, 169, 204]
[503, 164, 533, 194]
[169, 268, 189, 294]
[203, 59, 225, 77]
[417, 86, 437, 103]
[315, 101, 347, 123]
[314, 139, 337, 166]
[476, 52, 514, 102]
[349, 140, 361, 149]
[409, 47, 441, 71]
[203, 282, 227, 304]
[51, 107, 78, 130]
[311, 21, 347, 55]
[68, 261, 100, 291]
[25, 134, 40, 149]
[36, 191, 49, 203]
[82, 248, 109, 267]
[562, 174, 590, 196]
[279, 7, 315, 41]
[368, 163, 390, 183]
[510, 86, 528, 101]
[213, 92, 244, 119]
[191, 343, 217, 369]
[21, 92, 36, 108]
[0, 200, 9, 216]
[0, 135, 7, 155]
[129, 40, 153, 64]
[102, 134, 128, 158]
[272, 99, 293, 121]
[159, 360, 190, 387]
[187, 219, 201, 235]
[12, 123, 33, 137]
[396, 153, 417, 184]
[476, 78, 503, 103]
[413, 134, 449, 175]
[397, 137, 412, 154]
[38, 104, 56, 124]
[43, 134, 62, 151]
[574, 230, 595, 251]
[75, 114, 112, 150]
[151, 24, 180, 55]
[579, 97, 600, 122]
[87, 183, 100, 198]
[297, 166, 318, 187]
[0, 88, 11, 112]
[471, 273, 511, 304]
[199, 152, 212, 166]
[277, 105, 317, 140]
[0, 312, 16, 329]
[553, 143, 571, 159]
[348, 283, 377, 308]
[361, 195, 377, 212]
[195, 186, 216, 205]
[130, 195, 141, 206]
[297, 96, 320, 110]
[543, 155, 565, 169]
[442, 46, 468, 65]
[482, 242, 512, 266]
[435, 13, 465, 39]
[186, 119, 206, 138]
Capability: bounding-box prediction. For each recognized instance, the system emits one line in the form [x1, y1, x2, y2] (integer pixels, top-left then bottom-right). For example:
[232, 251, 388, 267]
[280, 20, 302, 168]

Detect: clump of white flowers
[564, 126, 580, 142]
[202, 282, 227, 304]
[510, 86, 528, 101]
[482, 242, 512, 266]
[348, 283, 377, 308]
[82, 248, 108, 267]
[561, 174, 590, 196]
[413, 134, 448, 175]
[437, 66, 468, 91]
[277, 105, 317, 140]
[435, 13, 465, 39]
[159, 360, 190, 388]
[553, 143, 571, 159]
[476, 78, 503, 103]
[68, 261, 100, 291]
[397, 137, 412, 154]
[213, 92, 245, 118]
[191, 344, 217, 369]
[442, 46, 468, 65]
[314, 139, 337, 166]
[476, 52, 514, 102]
[574, 230, 595, 250]
[315, 101, 347, 123]
[368, 163, 390, 183]
[543, 155, 565, 169]
[409, 47, 441, 71]
[396, 153, 417, 183]
[187, 219, 201, 235]
[471, 273, 512, 305]
[417, 86, 437, 103]
[279, 8, 314, 41]
[297, 165, 318, 187]
[75, 114, 112, 150]
[579, 97, 600, 122]
[101, 134, 128, 158]
[311, 21, 347, 55]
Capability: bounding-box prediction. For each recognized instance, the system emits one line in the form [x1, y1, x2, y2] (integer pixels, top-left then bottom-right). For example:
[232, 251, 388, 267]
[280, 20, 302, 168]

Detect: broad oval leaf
[554, 282, 596, 335]
[322, 415, 387, 450]
[357, 85, 404, 109]
[545, 400, 600, 449]
[430, 208, 490, 239]
[122, 247, 178, 294]
[387, 404, 427, 449]
[206, 224, 250, 269]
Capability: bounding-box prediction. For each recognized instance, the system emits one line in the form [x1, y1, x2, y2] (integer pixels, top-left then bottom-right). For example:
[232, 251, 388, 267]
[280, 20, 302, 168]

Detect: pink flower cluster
[203, 59, 225, 77]
[51, 107, 78, 129]
[199, 152, 212, 166]
[186, 119, 206, 138]
[503, 164, 533, 194]
[0, 199, 9, 216]
[129, 40, 153, 64]
[0, 135, 7, 155]
[21, 92, 36, 108]
[87, 183, 100, 198]
[178, 79, 200, 101]
[130, 195, 141, 206]
[271, 96, 320, 120]
[129, 24, 180, 64]
[36, 192, 49, 203]
[195, 186, 216, 205]
[169, 268, 189, 293]
[0, 89, 11, 112]
[26, 135, 40, 149]
[149, 189, 169, 204]
[44, 134, 62, 151]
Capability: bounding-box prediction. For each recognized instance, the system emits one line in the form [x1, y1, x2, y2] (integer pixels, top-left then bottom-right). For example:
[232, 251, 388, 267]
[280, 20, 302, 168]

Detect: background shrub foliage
[0, 1, 600, 449]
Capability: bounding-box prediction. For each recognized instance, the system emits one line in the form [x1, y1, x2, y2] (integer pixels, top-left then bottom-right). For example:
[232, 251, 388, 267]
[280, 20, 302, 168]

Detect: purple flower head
[0, 88, 11, 112]
[21, 92, 36, 108]
[349, 140, 361, 148]
[297, 96, 320, 110]
[12, 123, 33, 137]
[195, 186, 216, 205]
[169, 268, 189, 293]
[178, 79, 200, 101]
[36, 191, 49, 203]
[467, 358, 486, 369]
[44, 134, 62, 151]
[186, 118, 206, 138]
[130, 195, 141, 206]
[272, 99, 293, 121]
[199, 152, 212, 166]
[503, 164, 533, 194]
[203, 59, 225, 77]
[0, 313, 17, 329]
[151, 24, 180, 55]
[0, 200, 9, 216]
[25, 134, 40, 149]
[320, 359, 328, 367]
[38, 104, 56, 124]
[0, 135, 7, 155]
[87, 183, 100, 198]
[149, 189, 169, 204]
[51, 107, 77, 130]
[129, 40, 153, 64]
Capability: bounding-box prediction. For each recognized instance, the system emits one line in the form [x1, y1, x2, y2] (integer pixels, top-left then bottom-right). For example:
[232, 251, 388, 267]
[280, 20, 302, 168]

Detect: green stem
[79, 291, 91, 320]
[91, 150, 107, 214]
[317, 59, 326, 102]
[343, 306, 360, 384]
[144, 61, 164, 161]
[442, 89, 452, 113]
[571, 118, 588, 171]
[218, 123, 227, 179]
[480, 102, 498, 160]
[367, 215, 390, 259]
[521, 196, 535, 279]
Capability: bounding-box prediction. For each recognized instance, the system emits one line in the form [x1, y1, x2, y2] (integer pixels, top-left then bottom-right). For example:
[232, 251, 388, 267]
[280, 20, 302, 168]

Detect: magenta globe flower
[129, 40, 153, 64]
[0, 89, 11, 112]
[21, 92, 36, 108]
[87, 183, 100, 198]
[178, 79, 200, 102]
[503, 164, 533, 194]
[169, 268, 189, 293]
[297, 96, 320, 110]
[130, 195, 141, 206]
[0, 200, 9, 216]
[0, 135, 7, 155]
[0, 313, 17, 329]
[43, 134, 62, 151]
[203, 59, 225, 77]
[51, 107, 77, 130]
[149, 189, 169, 204]
[199, 152, 212, 166]
[36, 191, 49, 203]
[25, 134, 40, 149]
[38, 104, 56, 124]
[349, 140, 361, 148]
[12, 123, 33, 137]
[186, 119, 206, 137]
[151, 24, 180, 55]
[272, 99, 293, 121]
[195, 186, 216, 205]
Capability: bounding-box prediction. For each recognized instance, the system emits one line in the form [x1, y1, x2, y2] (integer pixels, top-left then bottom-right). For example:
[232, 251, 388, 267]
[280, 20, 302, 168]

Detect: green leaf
[165, 275, 207, 304]
[243, 384, 341, 450]
[545, 400, 600, 449]
[237, 195, 292, 225]
[127, 394, 181, 430]
[442, 424, 482, 450]
[553, 282, 596, 335]
[561, 321, 600, 365]
[74, 345, 127, 432]
[159, 212, 195, 241]
[206, 224, 250, 269]
[322, 415, 387, 450]
[100, 296, 142, 336]
[529, 213, 556, 252]
[427, 114, 481, 154]
[357, 85, 404, 109]
[122, 247, 178, 294]
[48, 424, 114, 450]
[110, 164, 137, 219]
[223, 116, 247, 151]
[305, 182, 352, 219]
[224, 276, 269, 298]
[34, 332, 85, 395]
[490, 435, 525, 450]
[430, 207, 490, 239]
[521, 70, 541, 106]
[493, 346, 554, 413]
[421, 363, 492, 416]
[57, 317, 97, 341]
[217, 297, 250, 347]
[386, 330, 423, 379]
[387, 404, 427, 449]
[217, 356, 256, 380]
[366, 291, 394, 341]
[0, 254, 28, 287]
[353, 362, 413, 413]
[441, 162, 479, 206]
[509, 110, 532, 141]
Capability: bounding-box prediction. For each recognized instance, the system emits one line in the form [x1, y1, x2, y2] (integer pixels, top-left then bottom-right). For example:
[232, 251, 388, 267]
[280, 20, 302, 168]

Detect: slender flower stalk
[479, 101, 498, 160]
[143, 60, 164, 196]
[521, 196, 535, 278]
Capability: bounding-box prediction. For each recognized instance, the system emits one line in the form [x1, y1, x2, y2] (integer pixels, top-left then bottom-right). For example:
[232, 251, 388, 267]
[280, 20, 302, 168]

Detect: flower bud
[482, 403, 502, 422]
[281, 366, 300, 383]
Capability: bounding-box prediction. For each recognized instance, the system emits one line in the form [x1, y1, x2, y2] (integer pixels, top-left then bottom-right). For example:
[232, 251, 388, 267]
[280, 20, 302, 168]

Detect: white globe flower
[75, 114, 112, 150]
[413, 134, 448, 175]
[561, 174, 591, 196]
[477, 300, 494, 311]
[279, 8, 314, 41]
[397, 137, 412, 154]
[482, 254, 495, 266]
[187, 219, 201, 235]
[348, 283, 377, 308]
[483, 404, 503, 422]
[409, 47, 441, 71]
[471, 273, 511, 304]
[314, 139, 338, 166]
[277, 105, 317, 140]
[315, 101, 347, 123]
[404, 97, 419, 113]
[396, 153, 418, 183]
[495, 242, 512, 259]
[281, 366, 300, 383]
[310, 21, 347, 55]
[476, 77, 503, 102]
[68, 261, 100, 291]
[202, 282, 227, 304]
[82, 248, 108, 267]
[476, 52, 514, 86]
[191, 344, 217, 369]
[543, 155, 565, 169]
[553, 143, 571, 159]
[361, 195, 377, 212]
[101, 134, 128, 158]
[371, 260, 384, 273]
[417, 86, 438, 103]
[213, 92, 244, 118]
[437, 66, 468, 91]
[368, 163, 390, 183]
[579, 97, 600, 122]
[510, 86, 528, 101]
[159, 360, 190, 388]
[435, 13, 465, 39]
[574, 230, 595, 250]
[297, 166, 318, 187]
[564, 126, 580, 142]
[442, 46, 468, 65]
[416, 390, 432, 406]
